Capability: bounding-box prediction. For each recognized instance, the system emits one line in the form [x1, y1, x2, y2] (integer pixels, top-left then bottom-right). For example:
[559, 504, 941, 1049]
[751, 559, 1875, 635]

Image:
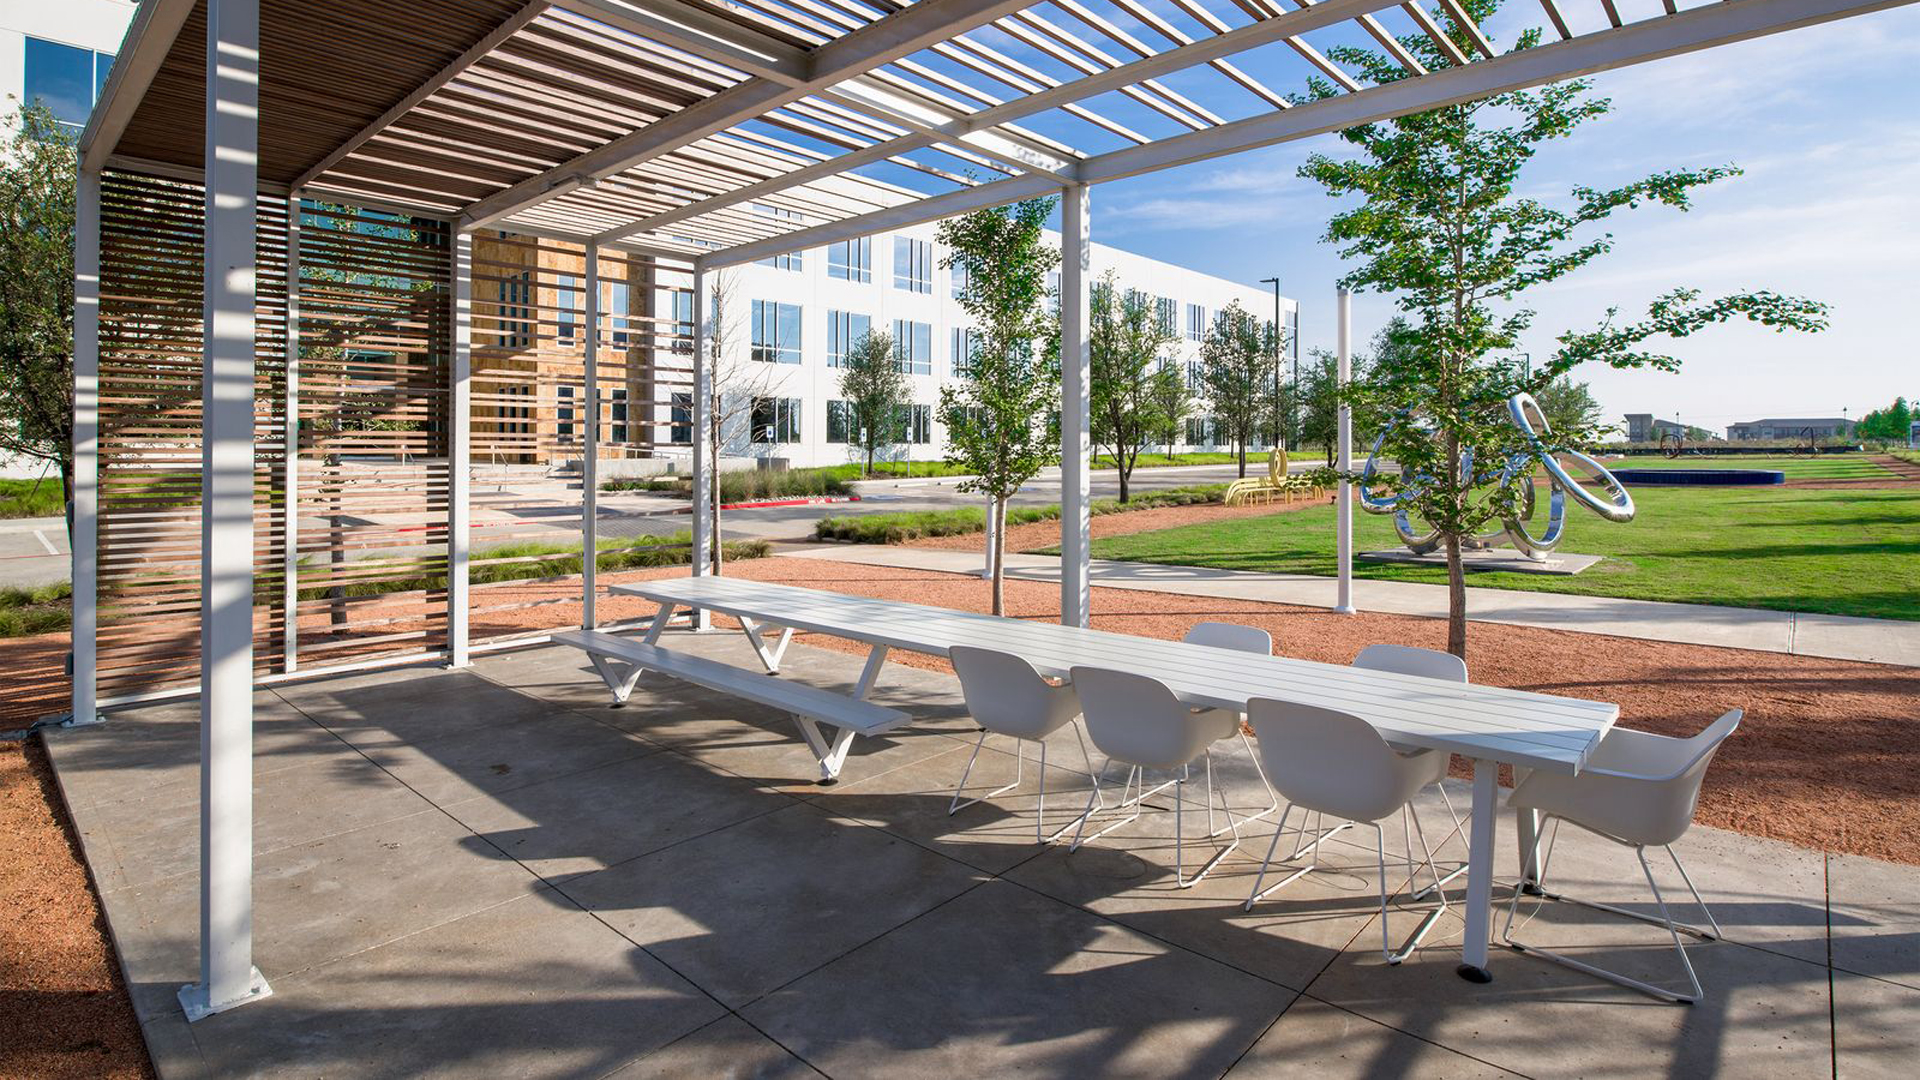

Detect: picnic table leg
[1517, 807, 1544, 895]
[586, 654, 645, 705]
[1457, 757, 1500, 984]
[851, 645, 890, 700]
[792, 715, 856, 784]
[643, 601, 675, 645]
[739, 617, 793, 673]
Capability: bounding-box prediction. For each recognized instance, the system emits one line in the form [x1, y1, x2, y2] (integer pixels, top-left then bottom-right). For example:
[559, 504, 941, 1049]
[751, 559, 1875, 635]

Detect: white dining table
[611, 575, 1618, 983]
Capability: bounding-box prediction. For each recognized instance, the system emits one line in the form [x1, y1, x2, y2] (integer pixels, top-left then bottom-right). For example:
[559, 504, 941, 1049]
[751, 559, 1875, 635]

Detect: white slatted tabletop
[615, 575, 1616, 776]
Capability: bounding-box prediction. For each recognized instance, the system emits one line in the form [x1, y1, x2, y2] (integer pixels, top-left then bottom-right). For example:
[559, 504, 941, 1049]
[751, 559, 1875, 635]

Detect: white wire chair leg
[1236, 728, 1282, 826]
[1246, 804, 1320, 909]
[948, 731, 1023, 816]
[1038, 721, 1105, 844]
[1071, 764, 1143, 852]
[1381, 819, 1447, 965]
[1175, 760, 1242, 888]
[1501, 818, 1716, 1003]
[1408, 797, 1469, 900]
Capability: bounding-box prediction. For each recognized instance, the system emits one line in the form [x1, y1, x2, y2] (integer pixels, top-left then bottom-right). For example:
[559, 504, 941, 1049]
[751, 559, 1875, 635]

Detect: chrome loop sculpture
[1358, 393, 1634, 562]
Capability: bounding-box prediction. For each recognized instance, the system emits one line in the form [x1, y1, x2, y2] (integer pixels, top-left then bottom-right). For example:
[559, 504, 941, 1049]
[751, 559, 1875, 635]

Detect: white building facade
[711, 219, 1298, 470]
[0, 0, 133, 135]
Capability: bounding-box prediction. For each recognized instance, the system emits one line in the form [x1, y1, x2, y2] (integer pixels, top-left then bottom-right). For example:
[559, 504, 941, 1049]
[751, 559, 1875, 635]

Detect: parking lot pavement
[0, 517, 69, 589]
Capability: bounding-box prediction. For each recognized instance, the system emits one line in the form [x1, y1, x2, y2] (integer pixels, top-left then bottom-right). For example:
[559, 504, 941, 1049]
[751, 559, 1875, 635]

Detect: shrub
[0, 581, 72, 637]
[0, 477, 66, 518]
[813, 484, 1228, 544]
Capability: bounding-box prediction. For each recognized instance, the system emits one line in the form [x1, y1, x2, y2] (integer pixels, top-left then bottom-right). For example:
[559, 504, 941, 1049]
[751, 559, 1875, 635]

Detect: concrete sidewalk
[784, 543, 1920, 667]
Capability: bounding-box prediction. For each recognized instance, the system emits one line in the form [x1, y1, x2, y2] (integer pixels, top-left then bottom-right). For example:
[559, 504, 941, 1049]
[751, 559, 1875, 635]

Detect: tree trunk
[990, 496, 1006, 617]
[1445, 531, 1467, 660]
[865, 445, 874, 479]
[1117, 457, 1130, 503]
[709, 417, 723, 576]
[1237, 441, 1247, 478]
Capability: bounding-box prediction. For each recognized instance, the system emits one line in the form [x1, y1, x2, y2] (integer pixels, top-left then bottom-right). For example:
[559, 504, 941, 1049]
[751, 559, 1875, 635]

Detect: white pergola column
[282, 192, 300, 671]
[690, 265, 712, 630]
[1335, 287, 1355, 615]
[181, 0, 270, 1021]
[1059, 183, 1091, 629]
[69, 168, 101, 728]
[581, 243, 600, 627]
[448, 231, 472, 667]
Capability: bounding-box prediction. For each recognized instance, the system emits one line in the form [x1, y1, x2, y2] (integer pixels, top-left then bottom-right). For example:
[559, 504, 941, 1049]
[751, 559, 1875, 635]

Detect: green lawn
[1603, 453, 1892, 481]
[1088, 484, 1920, 621]
[0, 477, 65, 518]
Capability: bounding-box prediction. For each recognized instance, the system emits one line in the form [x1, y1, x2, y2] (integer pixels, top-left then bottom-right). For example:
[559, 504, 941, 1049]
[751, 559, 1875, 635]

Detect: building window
[1186, 303, 1206, 342]
[671, 290, 694, 355]
[24, 37, 114, 135]
[892, 319, 932, 375]
[1157, 296, 1176, 336]
[608, 281, 631, 347]
[894, 236, 933, 293]
[751, 397, 802, 444]
[828, 238, 870, 282]
[1186, 416, 1218, 446]
[494, 383, 532, 435]
[950, 326, 980, 378]
[826, 400, 852, 444]
[610, 388, 629, 443]
[499, 270, 532, 350]
[557, 384, 576, 440]
[950, 260, 969, 299]
[1185, 360, 1204, 389]
[556, 274, 578, 344]
[751, 300, 802, 364]
[827, 310, 871, 368]
[1048, 270, 1061, 314]
[670, 392, 692, 445]
[754, 204, 803, 271]
[896, 403, 932, 444]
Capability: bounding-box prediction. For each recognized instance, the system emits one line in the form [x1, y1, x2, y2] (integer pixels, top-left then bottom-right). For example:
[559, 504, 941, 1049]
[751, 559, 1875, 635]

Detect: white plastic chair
[1183, 623, 1280, 822]
[948, 645, 1100, 843]
[1352, 644, 1469, 896]
[1242, 699, 1453, 964]
[1502, 709, 1742, 1002]
[1068, 666, 1244, 887]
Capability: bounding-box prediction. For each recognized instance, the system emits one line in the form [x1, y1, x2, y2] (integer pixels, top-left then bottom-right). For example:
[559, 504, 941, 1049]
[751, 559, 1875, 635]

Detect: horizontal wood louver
[96, 170, 454, 699]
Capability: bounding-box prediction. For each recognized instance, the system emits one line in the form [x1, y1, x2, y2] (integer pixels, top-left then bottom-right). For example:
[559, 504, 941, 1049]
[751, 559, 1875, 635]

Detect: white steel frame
[68, 0, 1917, 1017]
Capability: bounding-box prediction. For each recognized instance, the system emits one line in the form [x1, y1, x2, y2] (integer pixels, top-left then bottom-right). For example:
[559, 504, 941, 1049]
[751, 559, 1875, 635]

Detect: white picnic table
[605, 575, 1619, 984]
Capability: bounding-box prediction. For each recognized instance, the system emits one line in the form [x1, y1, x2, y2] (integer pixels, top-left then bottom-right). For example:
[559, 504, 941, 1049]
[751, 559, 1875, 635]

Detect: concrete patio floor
[44, 631, 1919, 1078]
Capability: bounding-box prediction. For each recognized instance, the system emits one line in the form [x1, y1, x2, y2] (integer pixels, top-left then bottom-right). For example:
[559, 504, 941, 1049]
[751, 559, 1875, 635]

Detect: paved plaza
[47, 632, 1918, 1078]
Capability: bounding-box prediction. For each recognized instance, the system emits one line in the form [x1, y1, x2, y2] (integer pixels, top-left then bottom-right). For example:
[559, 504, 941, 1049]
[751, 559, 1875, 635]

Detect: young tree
[1198, 301, 1273, 477]
[0, 104, 76, 531]
[700, 269, 774, 575]
[936, 197, 1060, 615]
[1302, 0, 1827, 658]
[1149, 361, 1191, 462]
[836, 328, 906, 477]
[1090, 272, 1179, 501]
[1533, 376, 1609, 445]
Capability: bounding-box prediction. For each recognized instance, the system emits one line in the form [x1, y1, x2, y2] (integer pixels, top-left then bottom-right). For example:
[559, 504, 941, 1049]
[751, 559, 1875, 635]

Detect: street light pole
[1260, 276, 1284, 449]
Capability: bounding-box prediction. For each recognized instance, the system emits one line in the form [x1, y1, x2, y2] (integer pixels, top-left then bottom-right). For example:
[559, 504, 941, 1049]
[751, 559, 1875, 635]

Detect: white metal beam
[600, 0, 1402, 246]
[704, 0, 1912, 268]
[549, 0, 809, 84]
[449, 232, 473, 667]
[77, 0, 197, 171]
[461, 0, 1038, 230]
[690, 265, 713, 630]
[293, 0, 552, 189]
[1335, 286, 1354, 615]
[181, 0, 271, 1023]
[582, 243, 600, 628]
[69, 169, 101, 727]
[1059, 183, 1091, 630]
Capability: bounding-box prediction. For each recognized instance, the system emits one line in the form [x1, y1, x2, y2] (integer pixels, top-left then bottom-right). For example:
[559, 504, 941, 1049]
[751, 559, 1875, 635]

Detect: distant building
[1624, 414, 1689, 442]
[1725, 418, 1856, 441]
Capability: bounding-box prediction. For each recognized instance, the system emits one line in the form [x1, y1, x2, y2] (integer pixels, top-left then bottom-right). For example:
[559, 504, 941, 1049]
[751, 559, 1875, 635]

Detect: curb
[719, 495, 863, 510]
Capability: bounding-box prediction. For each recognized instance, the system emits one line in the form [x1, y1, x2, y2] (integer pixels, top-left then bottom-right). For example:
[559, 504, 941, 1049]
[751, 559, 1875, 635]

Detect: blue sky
[1072, 4, 1920, 434]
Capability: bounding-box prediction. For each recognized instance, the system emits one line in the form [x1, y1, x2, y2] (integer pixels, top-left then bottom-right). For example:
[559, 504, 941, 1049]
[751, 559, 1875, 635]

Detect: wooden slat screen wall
[466, 232, 694, 644]
[96, 169, 452, 698]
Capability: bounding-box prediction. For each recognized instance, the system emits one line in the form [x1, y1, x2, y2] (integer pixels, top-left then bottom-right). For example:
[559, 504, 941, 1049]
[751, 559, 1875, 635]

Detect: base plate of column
[179, 966, 273, 1021]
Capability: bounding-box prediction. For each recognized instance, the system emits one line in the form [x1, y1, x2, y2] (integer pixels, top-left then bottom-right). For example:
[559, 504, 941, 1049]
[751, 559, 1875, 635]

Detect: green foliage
[1090, 272, 1182, 501]
[1197, 301, 1276, 476]
[0, 476, 65, 518]
[1857, 397, 1913, 442]
[814, 484, 1228, 543]
[0, 581, 71, 638]
[0, 103, 77, 494]
[300, 531, 770, 600]
[1532, 376, 1609, 445]
[1297, 0, 1828, 653]
[837, 327, 909, 477]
